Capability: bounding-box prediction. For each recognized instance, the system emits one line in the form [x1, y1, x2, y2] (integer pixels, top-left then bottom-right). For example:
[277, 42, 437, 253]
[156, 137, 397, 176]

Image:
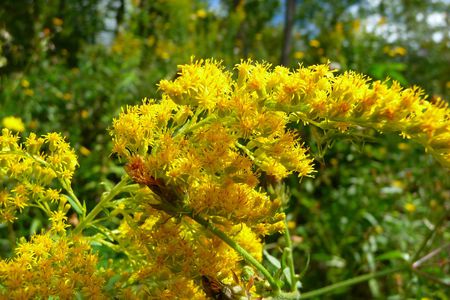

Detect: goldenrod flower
[404, 203, 416, 213]
[0, 129, 78, 222]
[20, 79, 30, 88]
[109, 59, 449, 297]
[294, 51, 305, 60]
[0, 232, 106, 299]
[52, 17, 63, 26]
[309, 39, 320, 48]
[196, 9, 207, 19]
[24, 88, 34, 96]
[2, 116, 25, 132]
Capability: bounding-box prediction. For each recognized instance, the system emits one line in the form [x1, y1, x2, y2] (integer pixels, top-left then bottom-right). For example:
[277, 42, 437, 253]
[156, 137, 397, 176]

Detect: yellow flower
[397, 143, 409, 150]
[79, 146, 91, 156]
[52, 17, 63, 26]
[309, 39, 320, 48]
[146, 35, 155, 47]
[293, 51, 305, 60]
[0, 129, 78, 222]
[80, 109, 89, 119]
[404, 203, 416, 213]
[108, 59, 450, 298]
[2, 116, 25, 132]
[21, 79, 30, 88]
[352, 19, 361, 32]
[0, 232, 106, 298]
[24, 88, 34, 96]
[62, 93, 73, 101]
[196, 9, 207, 19]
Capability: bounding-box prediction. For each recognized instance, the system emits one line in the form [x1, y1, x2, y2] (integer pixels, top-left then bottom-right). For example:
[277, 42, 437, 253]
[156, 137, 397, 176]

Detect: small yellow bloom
[52, 17, 63, 27]
[62, 93, 73, 101]
[79, 146, 91, 156]
[375, 225, 384, 234]
[287, 220, 296, 230]
[21, 79, 30, 88]
[146, 35, 155, 47]
[294, 51, 305, 60]
[28, 119, 39, 130]
[196, 9, 207, 19]
[391, 180, 404, 189]
[397, 143, 409, 150]
[24, 89, 34, 96]
[393, 46, 407, 56]
[377, 16, 387, 25]
[352, 19, 361, 32]
[2, 116, 25, 132]
[309, 39, 320, 48]
[404, 203, 416, 213]
[80, 110, 89, 119]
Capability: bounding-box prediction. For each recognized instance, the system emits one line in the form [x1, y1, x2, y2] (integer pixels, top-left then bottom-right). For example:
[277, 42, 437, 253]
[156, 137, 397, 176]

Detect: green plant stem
[411, 210, 448, 263]
[60, 179, 84, 215]
[7, 222, 16, 251]
[284, 220, 297, 292]
[73, 177, 136, 235]
[188, 212, 281, 295]
[412, 268, 450, 287]
[300, 267, 404, 299]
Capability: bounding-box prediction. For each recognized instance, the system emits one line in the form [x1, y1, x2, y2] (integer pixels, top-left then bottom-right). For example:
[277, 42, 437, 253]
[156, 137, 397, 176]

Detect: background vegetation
[1, 0, 449, 298]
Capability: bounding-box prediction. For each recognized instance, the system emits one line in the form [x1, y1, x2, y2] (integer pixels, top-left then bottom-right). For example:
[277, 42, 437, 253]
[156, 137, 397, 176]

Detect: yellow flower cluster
[114, 208, 257, 298]
[0, 232, 105, 299]
[110, 59, 317, 297]
[0, 129, 78, 222]
[110, 86, 310, 231]
[109, 59, 449, 297]
[225, 60, 449, 167]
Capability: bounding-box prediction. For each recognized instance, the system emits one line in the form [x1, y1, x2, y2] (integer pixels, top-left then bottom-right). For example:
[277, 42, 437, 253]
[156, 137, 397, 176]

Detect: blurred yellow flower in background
[52, 17, 63, 27]
[294, 51, 305, 60]
[21, 79, 30, 88]
[24, 89, 34, 96]
[384, 46, 407, 57]
[2, 116, 25, 132]
[79, 146, 91, 156]
[80, 110, 89, 119]
[404, 203, 416, 213]
[309, 39, 320, 48]
[196, 9, 207, 19]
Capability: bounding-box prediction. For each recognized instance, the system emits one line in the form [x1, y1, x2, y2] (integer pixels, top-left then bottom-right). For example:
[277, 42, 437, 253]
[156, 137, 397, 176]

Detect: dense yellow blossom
[2, 116, 25, 132]
[0, 129, 78, 222]
[109, 58, 450, 296]
[0, 232, 106, 299]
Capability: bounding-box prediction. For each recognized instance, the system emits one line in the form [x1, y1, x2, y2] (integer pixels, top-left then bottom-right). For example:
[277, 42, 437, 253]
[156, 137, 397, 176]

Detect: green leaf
[375, 250, 409, 262]
[264, 250, 281, 269]
[64, 195, 83, 215]
[30, 219, 42, 235]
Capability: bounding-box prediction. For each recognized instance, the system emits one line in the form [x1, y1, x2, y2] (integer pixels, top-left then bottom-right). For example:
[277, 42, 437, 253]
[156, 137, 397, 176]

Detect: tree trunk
[280, 0, 296, 66]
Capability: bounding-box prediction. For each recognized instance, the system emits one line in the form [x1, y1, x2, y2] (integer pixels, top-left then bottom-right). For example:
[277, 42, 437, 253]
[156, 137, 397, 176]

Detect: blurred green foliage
[0, 0, 448, 298]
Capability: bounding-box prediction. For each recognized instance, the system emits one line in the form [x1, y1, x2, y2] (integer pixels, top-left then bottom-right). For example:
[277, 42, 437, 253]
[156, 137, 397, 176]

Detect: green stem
[7, 222, 16, 251]
[60, 179, 84, 215]
[188, 212, 281, 294]
[411, 210, 448, 263]
[284, 220, 297, 292]
[301, 267, 404, 299]
[73, 177, 136, 235]
[175, 114, 217, 137]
